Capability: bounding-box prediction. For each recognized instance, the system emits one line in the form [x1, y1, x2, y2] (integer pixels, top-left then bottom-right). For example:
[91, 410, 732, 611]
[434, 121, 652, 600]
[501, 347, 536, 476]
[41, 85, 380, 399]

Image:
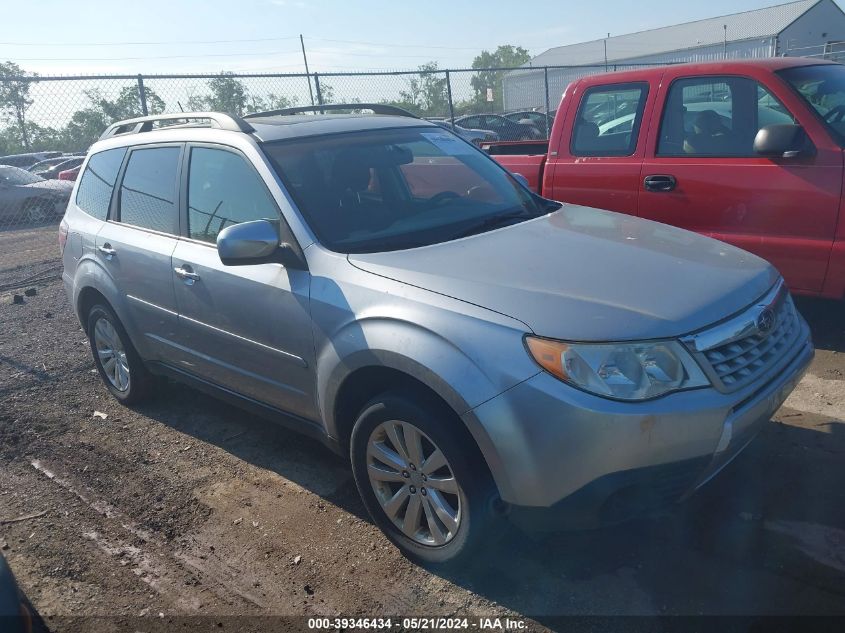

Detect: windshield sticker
[421, 132, 476, 156]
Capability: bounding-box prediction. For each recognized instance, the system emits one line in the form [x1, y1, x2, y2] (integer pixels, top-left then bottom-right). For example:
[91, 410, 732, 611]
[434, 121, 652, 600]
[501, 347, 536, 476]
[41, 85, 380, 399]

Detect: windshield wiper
[449, 209, 543, 240]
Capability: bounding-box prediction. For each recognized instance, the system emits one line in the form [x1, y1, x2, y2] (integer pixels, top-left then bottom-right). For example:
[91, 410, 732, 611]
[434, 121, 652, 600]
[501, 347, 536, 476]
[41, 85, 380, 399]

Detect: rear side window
[571, 83, 648, 156]
[75, 148, 126, 220]
[186, 147, 279, 244]
[117, 146, 181, 234]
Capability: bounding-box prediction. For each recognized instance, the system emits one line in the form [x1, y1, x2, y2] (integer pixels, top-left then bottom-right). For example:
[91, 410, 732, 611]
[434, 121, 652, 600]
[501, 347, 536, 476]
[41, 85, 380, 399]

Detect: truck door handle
[174, 266, 200, 285]
[97, 244, 117, 259]
[643, 175, 677, 192]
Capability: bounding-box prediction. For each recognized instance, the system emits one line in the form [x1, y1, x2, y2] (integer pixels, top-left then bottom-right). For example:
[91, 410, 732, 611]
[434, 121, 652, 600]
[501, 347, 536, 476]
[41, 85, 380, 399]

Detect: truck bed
[482, 141, 549, 193]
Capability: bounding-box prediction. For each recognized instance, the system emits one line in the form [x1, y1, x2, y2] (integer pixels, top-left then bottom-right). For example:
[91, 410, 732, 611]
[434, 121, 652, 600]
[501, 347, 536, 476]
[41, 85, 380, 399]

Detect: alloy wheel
[366, 420, 462, 546]
[93, 317, 130, 392]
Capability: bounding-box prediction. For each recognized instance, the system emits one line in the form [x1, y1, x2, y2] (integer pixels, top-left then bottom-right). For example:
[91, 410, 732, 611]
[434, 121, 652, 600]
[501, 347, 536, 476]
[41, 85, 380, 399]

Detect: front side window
[263, 126, 556, 253]
[778, 63, 845, 145]
[187, 147, 279, 243]
[118, 146, 180, 234]
[657, 76, 795, 156]
[571, 83, 648, 156]
[75, 148, 126, 220]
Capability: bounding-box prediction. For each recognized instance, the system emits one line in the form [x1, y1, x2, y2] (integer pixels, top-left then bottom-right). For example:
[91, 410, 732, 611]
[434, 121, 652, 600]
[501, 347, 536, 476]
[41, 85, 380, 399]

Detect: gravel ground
[1, 226, 844, 631]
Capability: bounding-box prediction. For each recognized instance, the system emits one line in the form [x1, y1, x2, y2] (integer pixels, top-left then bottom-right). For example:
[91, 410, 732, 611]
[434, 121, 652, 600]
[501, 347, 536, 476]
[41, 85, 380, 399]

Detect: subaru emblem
[756, 308, 776, 335]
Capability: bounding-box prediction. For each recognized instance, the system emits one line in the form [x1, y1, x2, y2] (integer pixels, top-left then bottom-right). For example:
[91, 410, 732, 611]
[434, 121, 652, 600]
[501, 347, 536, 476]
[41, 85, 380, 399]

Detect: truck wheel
[350, 390, 500, 567]
[86, 303, 154, 404]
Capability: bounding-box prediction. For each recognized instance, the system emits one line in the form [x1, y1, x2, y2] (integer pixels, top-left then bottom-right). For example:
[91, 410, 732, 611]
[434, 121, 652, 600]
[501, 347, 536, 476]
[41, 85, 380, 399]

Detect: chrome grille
[683, 282, 802, 393]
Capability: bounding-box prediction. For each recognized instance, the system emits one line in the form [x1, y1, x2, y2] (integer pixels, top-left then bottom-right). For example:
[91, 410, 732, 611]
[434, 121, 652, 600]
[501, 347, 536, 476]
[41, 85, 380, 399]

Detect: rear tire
[86, 303, 154, 404]
[350, 389, 501, 567]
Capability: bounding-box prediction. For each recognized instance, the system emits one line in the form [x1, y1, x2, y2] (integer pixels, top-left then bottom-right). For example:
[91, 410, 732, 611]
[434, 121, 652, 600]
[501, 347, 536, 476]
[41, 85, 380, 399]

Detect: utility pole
[300, 34, 315, 106]
[604, 33, 609, 71]
[723, 24, 728, 59]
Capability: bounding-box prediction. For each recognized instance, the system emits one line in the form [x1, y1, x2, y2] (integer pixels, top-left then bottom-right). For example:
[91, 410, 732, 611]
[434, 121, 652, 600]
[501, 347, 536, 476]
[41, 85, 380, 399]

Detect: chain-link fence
[0, 63, 671, 285]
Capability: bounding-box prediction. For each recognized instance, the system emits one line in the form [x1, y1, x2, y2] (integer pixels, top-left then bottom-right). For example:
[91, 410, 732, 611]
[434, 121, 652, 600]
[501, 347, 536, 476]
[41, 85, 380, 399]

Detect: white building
[503, 0, 845, 110]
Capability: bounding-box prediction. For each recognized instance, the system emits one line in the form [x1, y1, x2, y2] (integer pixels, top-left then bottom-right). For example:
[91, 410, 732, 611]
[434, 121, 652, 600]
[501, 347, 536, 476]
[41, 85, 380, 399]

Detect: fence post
[445, 70, 456, 129]
[543, 67, 550, 137]
[314, 73, 324, 111]
[137, 74, 148, 116]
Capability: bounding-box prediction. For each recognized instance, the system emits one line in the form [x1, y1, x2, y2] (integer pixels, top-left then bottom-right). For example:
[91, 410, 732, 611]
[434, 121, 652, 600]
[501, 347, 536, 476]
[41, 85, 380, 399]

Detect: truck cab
[489, 59, 845, 299]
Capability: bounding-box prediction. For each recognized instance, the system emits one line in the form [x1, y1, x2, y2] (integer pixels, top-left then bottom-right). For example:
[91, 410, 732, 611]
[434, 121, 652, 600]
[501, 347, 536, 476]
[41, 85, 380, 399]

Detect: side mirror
[512, 173, 530, 188]
[217, 219, 306, 269]
[754, 124, 810, 158]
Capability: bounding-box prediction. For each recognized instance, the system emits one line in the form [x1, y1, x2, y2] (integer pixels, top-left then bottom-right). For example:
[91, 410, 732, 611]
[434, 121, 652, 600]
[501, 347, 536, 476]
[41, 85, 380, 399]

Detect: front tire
[86, 303, 154, 404]
[350, 390, 500, 566]
[24, 198, 53, 225]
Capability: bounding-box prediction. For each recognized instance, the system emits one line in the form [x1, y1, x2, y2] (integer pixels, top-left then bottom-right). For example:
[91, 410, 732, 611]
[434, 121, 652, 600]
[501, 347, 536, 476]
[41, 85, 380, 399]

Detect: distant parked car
[0, 165, 74, 224]
[454, 114, 542, 141]
[32, 156, 85, 180]
[29, 156, 74, 175]
[0, 151, 63, 169]
[428, 120, 499, 146]
[504, 110, 554, 135]
[0, 554, 33, 633]
[58, 165, 81, 181]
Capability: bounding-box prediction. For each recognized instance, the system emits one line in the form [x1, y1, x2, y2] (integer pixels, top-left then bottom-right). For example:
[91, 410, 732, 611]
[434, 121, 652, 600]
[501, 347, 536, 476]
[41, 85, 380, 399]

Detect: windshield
[0, 165, 43, 185]
[263, 126, 556, 253]
[778, 64, 845, 144]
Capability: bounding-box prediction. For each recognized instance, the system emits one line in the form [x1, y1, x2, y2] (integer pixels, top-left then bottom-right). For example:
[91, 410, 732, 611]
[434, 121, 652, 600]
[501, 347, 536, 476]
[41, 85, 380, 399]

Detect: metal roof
[528, 0, 822, 67]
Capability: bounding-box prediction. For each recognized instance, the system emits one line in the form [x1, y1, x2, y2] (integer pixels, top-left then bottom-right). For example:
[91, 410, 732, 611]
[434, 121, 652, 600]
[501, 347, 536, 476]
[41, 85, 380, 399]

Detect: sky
[1, 0, 840, 77]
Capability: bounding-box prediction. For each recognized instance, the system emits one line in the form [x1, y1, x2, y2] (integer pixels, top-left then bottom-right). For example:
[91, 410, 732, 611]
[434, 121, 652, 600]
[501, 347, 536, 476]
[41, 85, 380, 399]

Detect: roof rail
[99, 112, 254, 140]
[243, 103, 418, 119]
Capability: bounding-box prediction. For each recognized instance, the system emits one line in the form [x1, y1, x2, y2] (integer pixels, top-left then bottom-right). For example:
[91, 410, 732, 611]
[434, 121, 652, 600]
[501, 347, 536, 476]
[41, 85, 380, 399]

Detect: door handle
[174, 266, 200, 285]
[97, 244, 117, 259]
[643, 175, 677, 192]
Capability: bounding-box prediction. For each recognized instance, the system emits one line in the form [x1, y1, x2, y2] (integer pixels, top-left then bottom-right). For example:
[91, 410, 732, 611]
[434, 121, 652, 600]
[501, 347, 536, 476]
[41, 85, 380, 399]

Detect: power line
[0, 36, 301, 46]
[0, 34, 495, 51]
[5, 50, 304, 62]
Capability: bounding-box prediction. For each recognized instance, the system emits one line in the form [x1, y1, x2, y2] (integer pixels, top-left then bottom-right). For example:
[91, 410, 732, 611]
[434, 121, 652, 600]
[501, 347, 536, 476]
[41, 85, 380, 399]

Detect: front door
[170, 145, 315, 419]
[638, 73, 841, 294]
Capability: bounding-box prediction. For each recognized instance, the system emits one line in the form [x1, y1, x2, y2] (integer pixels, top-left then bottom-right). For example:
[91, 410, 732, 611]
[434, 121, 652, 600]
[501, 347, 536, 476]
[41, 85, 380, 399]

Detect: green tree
[245, 92, 300, 114]
[61, 85, 166, 152]
[395, 62, 449, 116]
[0, 61, 37, 151]
[316, 79, 335, 105]
[470, 45, 531, 111]
[188, 73, 248, 115]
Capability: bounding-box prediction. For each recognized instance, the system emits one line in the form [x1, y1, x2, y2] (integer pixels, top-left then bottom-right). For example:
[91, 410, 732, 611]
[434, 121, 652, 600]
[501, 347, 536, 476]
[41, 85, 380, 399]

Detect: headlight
[525, 336, 710, 401]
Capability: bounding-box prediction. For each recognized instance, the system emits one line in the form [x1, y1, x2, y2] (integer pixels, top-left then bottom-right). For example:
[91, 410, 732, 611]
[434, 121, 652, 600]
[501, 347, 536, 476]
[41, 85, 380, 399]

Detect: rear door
[169, 144, 315, 419]
[638, 71, 842, 294]
[95, 144, 182, 359]
[547, 79, 655, 214]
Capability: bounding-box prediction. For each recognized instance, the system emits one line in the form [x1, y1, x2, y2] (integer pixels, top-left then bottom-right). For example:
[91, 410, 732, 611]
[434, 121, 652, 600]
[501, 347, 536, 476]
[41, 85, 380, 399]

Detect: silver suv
[61, 107, 813, 565]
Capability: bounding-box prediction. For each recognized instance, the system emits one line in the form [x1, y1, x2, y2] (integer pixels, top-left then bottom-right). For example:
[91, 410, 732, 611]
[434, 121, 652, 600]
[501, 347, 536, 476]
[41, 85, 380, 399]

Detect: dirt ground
[1, 226, 844, 631]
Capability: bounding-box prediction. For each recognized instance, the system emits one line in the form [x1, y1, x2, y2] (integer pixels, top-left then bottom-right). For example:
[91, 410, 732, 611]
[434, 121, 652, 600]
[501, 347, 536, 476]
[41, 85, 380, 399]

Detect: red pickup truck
[488, 58, 845, 298]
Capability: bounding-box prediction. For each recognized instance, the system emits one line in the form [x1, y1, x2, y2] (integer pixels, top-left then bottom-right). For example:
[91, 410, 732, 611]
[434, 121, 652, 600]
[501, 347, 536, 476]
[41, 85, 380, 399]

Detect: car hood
[348, 205, 779, 341]
[20, 180, 73, 195]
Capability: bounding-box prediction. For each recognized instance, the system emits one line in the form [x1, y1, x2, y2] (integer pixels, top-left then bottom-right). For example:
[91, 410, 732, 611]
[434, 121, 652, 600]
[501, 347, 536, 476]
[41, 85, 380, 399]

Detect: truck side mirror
[754, 124, 810, 158]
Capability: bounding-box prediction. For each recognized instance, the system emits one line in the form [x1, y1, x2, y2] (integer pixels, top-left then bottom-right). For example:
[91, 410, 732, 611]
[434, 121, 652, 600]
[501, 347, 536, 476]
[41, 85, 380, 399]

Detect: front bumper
[463, 319, 813, 524]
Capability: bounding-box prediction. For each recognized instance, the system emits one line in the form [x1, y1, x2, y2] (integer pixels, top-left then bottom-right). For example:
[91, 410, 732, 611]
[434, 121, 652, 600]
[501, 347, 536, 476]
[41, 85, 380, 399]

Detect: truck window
[657, 76, 795, 157]
[571, 83, 648, 157]
[778, 63, 845, 145]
